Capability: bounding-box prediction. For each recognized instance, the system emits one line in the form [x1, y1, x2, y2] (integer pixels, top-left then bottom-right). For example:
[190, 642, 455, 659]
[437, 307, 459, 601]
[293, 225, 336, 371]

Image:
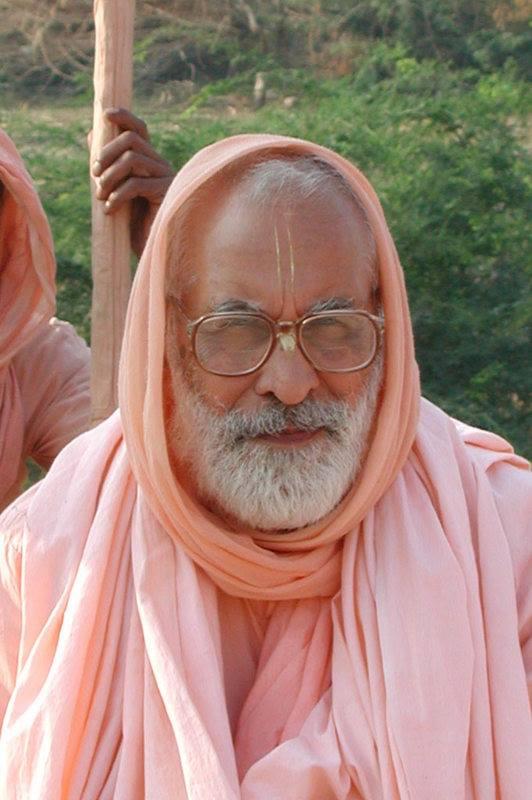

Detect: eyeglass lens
[194, 312, 377, 375]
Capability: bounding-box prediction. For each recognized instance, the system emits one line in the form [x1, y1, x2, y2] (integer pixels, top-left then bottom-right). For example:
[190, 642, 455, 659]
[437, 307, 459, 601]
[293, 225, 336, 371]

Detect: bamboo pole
[90, 0, 135, 425]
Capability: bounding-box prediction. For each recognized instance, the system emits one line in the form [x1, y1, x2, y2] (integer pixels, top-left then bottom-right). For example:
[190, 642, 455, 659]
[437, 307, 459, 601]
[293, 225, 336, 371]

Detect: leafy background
[1, 0, 530, 455]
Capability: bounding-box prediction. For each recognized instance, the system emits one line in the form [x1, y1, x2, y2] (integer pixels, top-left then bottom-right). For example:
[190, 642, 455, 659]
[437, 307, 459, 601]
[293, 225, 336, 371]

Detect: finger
[96, 151, 173, 199]
[103, 176, 173, 213]
[92, 130, 168, 176]
[104, 107, 149, 141]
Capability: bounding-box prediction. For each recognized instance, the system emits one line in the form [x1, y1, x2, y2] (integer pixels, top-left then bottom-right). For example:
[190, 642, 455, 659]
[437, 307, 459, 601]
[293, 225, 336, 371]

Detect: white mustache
[218, 399, 351, 443]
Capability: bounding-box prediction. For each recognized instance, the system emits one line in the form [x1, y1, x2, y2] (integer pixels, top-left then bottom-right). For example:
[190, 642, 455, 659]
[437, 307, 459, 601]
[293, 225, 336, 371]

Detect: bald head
[236, 157, 376, 267]
[166, 155, 377, 302]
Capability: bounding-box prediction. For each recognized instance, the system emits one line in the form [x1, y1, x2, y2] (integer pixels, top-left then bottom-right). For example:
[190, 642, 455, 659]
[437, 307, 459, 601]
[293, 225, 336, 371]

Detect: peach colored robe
[0, 135, 530, 799]
[0, 129, 90, 510]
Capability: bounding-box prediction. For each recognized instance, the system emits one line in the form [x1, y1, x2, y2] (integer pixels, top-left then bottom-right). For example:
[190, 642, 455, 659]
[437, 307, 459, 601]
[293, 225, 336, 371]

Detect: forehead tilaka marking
[286, 222, 296, 301]
[273, 223, 283, 304]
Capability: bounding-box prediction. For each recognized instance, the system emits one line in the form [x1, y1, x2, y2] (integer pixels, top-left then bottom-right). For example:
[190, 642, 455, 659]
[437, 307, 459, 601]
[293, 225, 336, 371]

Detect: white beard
[169, 357, 382, 532]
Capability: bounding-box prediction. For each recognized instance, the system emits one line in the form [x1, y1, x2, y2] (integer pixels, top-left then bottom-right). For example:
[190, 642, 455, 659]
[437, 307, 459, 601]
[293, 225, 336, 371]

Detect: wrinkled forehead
[166, 157, 377, 313]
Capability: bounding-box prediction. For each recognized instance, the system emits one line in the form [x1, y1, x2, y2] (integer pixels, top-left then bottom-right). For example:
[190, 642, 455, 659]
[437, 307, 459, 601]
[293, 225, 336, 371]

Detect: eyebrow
[308, 296, 356, 313]
[210, 296, 356, 315]
[211, 298, 262, 313]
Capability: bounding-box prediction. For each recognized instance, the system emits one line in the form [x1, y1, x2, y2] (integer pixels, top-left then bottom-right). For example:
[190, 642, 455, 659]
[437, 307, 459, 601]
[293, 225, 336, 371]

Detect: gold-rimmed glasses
[171, 302, 384, 377]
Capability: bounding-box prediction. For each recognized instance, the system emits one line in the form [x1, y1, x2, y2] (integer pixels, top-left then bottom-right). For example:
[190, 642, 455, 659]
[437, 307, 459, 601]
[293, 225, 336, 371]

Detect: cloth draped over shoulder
[0, 129, 90, 509]
[0, 134, 530, 798]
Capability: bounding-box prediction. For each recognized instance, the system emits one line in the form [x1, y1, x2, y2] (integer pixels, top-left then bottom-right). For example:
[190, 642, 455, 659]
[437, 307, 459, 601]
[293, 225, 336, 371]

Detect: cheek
[191, 368, 256, 411]
[194, 371, 371, 411]
[321, 371, 369, 405]
[170, 319, 253, 411]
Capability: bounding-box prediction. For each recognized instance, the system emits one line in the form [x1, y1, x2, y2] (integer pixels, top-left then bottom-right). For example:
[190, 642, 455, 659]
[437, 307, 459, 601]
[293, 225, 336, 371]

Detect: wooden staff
[90, 0, 135, 425]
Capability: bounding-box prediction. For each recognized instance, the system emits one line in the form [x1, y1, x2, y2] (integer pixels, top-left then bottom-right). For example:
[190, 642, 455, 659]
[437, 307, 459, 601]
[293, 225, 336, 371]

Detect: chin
[201, 458, 356, 534]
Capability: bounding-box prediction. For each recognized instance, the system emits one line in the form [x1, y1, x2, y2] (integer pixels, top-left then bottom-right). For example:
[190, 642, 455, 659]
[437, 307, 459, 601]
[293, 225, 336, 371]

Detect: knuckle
[125, 175, 140, 190]
[138, 119, 149, 139]
[97, 174, 110, 192]
[121, 150, 137, 168]
[122, 130, 138, 149]
[121, 178, 140, 199]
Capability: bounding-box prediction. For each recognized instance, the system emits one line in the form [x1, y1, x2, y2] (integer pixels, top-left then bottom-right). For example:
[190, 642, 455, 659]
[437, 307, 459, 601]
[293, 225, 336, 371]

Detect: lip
[256, 428, 323, 445]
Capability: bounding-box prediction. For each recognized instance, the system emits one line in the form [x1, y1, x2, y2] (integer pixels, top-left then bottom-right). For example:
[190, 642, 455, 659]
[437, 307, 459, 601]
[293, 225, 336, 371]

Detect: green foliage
[344, 0, 531, 76]
[3, 1, 529, 101]
[135, 21, 239, 86]
[468, 28, 532, 79]
[372, 67, 530, 447]
[1, 34, 530, 456]
[55, 256, 92, 342]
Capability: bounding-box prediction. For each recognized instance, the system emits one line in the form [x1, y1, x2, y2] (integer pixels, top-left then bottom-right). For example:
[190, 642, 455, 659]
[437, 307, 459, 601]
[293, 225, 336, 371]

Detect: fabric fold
[0, 134, 530, 799]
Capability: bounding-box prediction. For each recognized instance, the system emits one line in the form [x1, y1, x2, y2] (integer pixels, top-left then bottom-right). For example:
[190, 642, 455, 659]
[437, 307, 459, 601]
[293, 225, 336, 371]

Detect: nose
[253, 338, 320, 405]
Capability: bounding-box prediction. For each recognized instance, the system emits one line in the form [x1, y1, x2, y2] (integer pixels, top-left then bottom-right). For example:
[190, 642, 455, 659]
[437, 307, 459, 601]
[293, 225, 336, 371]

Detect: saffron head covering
[0, 129, 56, 507]
[0, 129, 56, 369]
[119, 134, 420, 599]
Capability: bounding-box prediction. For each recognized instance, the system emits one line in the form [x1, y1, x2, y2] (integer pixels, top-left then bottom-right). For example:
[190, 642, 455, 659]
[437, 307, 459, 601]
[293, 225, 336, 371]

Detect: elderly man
[0, 134, 530, 799]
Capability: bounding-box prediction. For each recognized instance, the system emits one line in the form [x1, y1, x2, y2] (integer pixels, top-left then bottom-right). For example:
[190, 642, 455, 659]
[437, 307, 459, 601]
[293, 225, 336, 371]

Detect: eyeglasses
[172, 302, 384, 377]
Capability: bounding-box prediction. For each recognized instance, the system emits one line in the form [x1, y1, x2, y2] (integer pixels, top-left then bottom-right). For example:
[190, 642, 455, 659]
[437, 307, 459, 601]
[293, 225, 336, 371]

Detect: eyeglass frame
[170, 300, 385, 377]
